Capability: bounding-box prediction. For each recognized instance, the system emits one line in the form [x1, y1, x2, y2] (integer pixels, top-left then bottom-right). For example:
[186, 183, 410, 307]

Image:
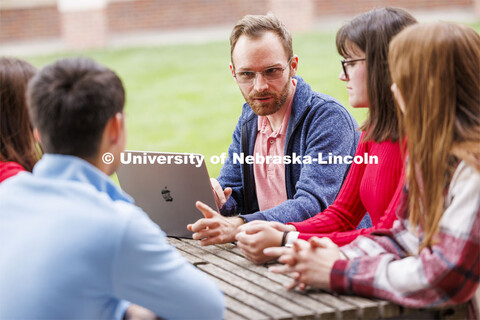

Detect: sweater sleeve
[330, 162, 480, 308]
[243, 100, 359, 223]
[289, 133, 369, 233]
[217, 114, 244, 216]
[296, 168, 405, 246]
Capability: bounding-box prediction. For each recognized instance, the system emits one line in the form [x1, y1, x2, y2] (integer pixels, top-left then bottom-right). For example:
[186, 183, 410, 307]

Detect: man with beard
[188, 13, 362, 245]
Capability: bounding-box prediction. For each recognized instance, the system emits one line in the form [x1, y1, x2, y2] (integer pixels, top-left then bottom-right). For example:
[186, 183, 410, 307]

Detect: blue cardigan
[218, 76, 361, 223]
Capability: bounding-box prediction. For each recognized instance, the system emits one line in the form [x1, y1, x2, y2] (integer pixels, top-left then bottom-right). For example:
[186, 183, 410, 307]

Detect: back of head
[230, 12, 293, 64]
[0, 57, 40, 172]
[389, 22, 480, 250]
[27, 57, 125, 159]
[336, 7, 417, 142]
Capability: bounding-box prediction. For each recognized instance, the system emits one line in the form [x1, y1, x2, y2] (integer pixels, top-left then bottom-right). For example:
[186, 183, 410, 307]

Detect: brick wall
[0, 0, 475, 45]
[107, 0, 267, 33]
[312, 0, 472, 15]
[0, 5, 60, 42]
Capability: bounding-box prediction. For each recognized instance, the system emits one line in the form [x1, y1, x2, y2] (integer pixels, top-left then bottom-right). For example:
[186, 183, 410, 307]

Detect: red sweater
[0, 161, 25, 183]
[289, 132, 404, 246]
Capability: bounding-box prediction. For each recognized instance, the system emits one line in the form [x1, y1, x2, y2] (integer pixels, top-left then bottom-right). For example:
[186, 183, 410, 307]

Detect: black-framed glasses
[341, 58, 366, 78]
[233, 57, 292, 84]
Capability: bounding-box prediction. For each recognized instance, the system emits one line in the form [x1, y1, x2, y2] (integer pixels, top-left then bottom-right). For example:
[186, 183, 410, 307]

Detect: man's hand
[236, 221, 296, 265]
[210, 178, 232, 210]
[187, 201, 244, 245]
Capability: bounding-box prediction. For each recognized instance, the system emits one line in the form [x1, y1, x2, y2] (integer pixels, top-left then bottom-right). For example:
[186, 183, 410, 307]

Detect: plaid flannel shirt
[331, 161, 480, 308]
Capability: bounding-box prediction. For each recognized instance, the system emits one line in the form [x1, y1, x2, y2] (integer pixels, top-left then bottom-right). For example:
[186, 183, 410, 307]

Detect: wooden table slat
[180, 239, 339, 316]
[305, 291, 360, 320]
[335, 296, 380, 319]
[199, 260, 319, 318]
[167, 237, 468, 319]
[197, 264, 292, 320]
[195, 240, 293, 283]
[223, 309, 248, 320]
[223, 295, 269, 320]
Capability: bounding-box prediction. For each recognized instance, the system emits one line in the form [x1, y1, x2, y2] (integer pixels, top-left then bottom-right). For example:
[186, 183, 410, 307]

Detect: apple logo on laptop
[161, 186, 173, 202]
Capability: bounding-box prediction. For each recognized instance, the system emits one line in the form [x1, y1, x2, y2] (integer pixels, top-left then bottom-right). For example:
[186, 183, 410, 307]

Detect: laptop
[116, 151, 218, 238]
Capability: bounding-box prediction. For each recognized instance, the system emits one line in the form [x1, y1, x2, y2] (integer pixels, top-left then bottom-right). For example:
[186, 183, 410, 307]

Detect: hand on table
[210, 178, 232, 210]
[124, 304, 160, 320]
[187, 201, 244, 245]
[264, 237, 343, 290]
[236, 221, 296, 265]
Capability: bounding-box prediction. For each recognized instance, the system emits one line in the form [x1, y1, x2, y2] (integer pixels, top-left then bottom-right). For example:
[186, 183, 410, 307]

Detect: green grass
[20, 32, 360, 178]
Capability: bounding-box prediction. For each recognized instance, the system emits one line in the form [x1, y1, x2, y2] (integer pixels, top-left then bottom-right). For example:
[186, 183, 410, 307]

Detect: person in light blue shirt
[0, 57, 224, 320]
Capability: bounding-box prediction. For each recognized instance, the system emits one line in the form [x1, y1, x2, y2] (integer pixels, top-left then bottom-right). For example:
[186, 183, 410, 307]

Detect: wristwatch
[283, 231, 299, 248]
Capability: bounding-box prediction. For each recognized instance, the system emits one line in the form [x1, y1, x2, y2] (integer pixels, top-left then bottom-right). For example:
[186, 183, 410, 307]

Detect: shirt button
[269, 139, 274, 144]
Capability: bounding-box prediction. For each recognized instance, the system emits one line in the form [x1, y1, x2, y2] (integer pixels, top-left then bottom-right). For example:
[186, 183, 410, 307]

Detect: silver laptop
[116, 151, 218, 238]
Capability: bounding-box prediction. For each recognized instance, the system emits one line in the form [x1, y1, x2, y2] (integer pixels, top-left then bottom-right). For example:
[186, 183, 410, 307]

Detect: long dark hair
[336, 7, 417, 143]
[0, 57, 41, 171]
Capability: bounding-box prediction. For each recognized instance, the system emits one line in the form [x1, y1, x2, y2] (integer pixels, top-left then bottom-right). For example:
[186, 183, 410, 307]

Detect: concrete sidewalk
[0, 7, 477, 57]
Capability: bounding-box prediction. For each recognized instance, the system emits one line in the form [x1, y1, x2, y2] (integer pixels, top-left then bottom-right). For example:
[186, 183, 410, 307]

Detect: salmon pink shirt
[253, 81, 296, 211]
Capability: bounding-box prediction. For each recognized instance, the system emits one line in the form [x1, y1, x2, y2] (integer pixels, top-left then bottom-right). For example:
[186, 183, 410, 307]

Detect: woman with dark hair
[236, 7, 417, 264]
[267, 21, 480, 309]
[0, 57, 41, 182]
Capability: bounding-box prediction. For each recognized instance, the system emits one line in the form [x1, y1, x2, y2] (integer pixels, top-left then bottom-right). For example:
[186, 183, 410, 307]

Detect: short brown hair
[27, 57, 125, 159]
[0, 57, 41, 172]
[336, 7, 417, 143]
[230, 13, 293, 64]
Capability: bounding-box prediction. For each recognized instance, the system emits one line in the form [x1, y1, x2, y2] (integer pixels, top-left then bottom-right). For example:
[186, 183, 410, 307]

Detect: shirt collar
[33, 154, 133, 203]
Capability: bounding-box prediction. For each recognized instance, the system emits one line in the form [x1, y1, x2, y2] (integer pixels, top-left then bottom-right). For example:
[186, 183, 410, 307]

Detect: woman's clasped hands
[264, 237, 345, 291]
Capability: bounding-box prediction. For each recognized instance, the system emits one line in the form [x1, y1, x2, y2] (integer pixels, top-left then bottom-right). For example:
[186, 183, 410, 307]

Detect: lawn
[25, 31, 367, 177]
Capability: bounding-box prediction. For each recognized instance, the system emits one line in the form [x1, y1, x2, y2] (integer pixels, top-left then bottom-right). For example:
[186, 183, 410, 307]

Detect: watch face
[285, 231, 300, 247]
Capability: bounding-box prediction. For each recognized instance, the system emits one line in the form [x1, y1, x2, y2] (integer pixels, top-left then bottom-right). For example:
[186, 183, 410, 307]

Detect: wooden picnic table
[168, 237, 469, 320]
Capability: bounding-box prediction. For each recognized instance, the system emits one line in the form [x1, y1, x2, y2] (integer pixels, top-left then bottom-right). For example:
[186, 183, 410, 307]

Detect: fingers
[195, 201, 218, 219]
[292, 239, 310, 252]
[235, 230, 250, 243]
[278, 253, 296, 266]
[192, 228, 221, 241]
[241, 250, 273, 265]
[285, 280, 300, 290]
[309, 237, 337, 249]
[199, 235, 225, 246]
[237, 222, 269, 235]
[268, 221, 294, 232]
[210, 178, 226, 208]
[188, 217, 220, 232]
[263, 246, 290, 257]
[223, 187, 232, 202]
[268, 264, 293, 274]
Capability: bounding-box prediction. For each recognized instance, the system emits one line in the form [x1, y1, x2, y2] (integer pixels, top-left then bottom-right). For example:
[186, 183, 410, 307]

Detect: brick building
[0, 0, 478, 50]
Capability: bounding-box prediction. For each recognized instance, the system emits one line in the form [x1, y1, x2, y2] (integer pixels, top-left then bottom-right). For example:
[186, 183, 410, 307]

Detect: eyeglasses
[341, 58, 366, 78]
[233, 58, 292, 84]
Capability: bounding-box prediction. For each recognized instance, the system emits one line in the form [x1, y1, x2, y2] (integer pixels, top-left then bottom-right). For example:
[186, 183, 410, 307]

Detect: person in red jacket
[236, 7, 417, 264]
[0, 57, 41, 183]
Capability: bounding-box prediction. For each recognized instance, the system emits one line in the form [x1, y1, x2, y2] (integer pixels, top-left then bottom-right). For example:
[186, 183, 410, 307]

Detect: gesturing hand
[210, 178, 232, 210]
[187, 201, 244, 245]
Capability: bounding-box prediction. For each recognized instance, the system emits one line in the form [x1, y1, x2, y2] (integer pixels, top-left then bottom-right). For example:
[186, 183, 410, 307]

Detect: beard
[243, 78, 291, 116]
